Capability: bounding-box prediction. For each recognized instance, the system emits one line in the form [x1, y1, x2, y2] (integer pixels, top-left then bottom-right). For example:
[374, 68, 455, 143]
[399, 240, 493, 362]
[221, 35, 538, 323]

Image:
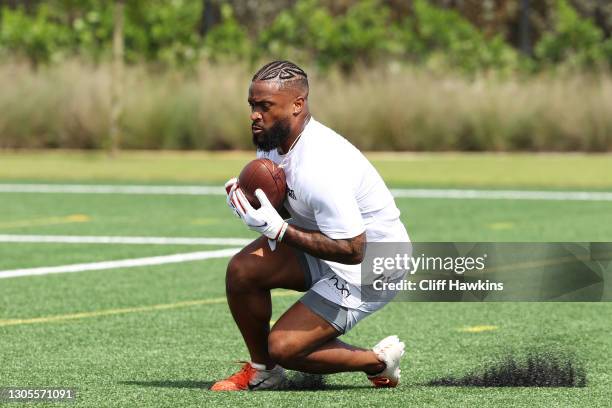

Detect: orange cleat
[369, 375, 397, 388]
[210, 362, 285, 391]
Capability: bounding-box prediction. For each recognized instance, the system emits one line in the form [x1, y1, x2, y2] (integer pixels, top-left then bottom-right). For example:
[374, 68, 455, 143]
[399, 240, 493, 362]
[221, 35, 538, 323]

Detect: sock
[250, 362, 267, 371]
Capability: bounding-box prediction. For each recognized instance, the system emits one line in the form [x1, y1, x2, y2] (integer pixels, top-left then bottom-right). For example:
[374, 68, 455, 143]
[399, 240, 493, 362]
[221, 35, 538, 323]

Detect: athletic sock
[250, 362, 267, 371]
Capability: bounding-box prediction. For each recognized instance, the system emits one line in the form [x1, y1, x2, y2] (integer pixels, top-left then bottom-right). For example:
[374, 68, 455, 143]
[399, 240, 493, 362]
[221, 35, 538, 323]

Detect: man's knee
[225, 253, 258, 294]
[268, 331, 304, 367]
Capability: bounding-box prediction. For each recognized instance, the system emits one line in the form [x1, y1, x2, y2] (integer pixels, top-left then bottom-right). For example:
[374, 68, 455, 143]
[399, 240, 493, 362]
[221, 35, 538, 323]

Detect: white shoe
[210, 362, 286, 391]
[367, 335, 405, 388]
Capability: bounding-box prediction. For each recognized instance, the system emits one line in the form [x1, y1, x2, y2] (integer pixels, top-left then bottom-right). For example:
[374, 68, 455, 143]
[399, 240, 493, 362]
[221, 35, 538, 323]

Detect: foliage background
[0, 0, 611, 151]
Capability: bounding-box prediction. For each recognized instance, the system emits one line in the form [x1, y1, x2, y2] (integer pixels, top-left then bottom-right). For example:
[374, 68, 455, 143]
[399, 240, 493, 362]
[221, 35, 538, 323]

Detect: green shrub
[256, 0, 341, 69]
[0, 5, 72, 66]
[125, 0, 203, 66]
[256, 0, 521, 74]
[71, 7, 114, 62]
[258, 0, 402, 71]
[405, 0, 519, 74]
[203, 4, 251, 62]
[331, 0, 403, 70]
[535, 0, 612, 70]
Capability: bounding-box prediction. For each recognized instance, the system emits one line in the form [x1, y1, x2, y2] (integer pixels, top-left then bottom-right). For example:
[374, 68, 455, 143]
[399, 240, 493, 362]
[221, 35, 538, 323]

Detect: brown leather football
[238, 158, 286, 210]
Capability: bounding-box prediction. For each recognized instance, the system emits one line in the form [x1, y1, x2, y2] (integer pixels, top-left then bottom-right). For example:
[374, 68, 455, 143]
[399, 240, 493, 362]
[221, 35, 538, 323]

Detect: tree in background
[0, 0, 610, 71]
[536, 0, 612, 69]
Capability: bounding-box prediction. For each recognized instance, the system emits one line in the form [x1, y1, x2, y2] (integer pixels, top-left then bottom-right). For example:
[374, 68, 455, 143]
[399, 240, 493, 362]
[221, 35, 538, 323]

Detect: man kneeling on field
[211, 60, 410, 391]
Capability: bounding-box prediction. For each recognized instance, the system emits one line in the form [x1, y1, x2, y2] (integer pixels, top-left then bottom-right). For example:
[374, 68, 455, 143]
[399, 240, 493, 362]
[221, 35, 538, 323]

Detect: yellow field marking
[459, 325, 498, 333]
[487, 222, 514, 230]
[0, 214, 90, 229]
[0, 291, 298, 328]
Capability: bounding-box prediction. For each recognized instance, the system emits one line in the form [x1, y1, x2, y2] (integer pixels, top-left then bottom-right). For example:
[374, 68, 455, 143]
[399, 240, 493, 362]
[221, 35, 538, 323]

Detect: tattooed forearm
[283, 225, 365, 264]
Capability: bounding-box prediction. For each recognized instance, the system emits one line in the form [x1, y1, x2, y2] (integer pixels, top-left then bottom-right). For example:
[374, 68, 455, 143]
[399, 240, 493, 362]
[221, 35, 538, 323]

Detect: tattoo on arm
[283, 225, 365, 264]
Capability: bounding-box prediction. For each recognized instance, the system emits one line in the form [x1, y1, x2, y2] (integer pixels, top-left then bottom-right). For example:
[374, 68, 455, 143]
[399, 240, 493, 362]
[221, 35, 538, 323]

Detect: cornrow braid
[252, 60, 308, 82]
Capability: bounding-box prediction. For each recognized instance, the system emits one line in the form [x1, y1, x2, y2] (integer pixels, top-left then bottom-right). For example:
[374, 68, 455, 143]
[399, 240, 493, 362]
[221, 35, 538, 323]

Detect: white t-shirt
[257, 117, 409, 284]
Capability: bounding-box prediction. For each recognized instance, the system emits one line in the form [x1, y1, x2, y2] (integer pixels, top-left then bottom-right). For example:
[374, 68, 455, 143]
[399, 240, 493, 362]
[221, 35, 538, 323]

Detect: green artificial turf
[0, 151, 611, 407]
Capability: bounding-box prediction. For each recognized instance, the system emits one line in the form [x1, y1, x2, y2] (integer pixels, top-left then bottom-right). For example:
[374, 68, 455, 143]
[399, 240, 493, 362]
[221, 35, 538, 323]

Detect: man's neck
[279, 114, 311, 154]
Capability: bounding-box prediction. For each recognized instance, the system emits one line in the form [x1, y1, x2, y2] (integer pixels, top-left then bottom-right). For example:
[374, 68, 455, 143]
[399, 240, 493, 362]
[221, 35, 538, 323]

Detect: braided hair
[252, 60, 308, 94]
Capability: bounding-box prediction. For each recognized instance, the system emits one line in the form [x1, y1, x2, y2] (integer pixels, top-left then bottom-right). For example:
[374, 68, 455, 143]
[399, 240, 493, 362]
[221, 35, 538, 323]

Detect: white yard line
[0, 183, 611, 201]
[0, 184, 223, 195]
[0, 234, 252, 246]
[0, 248, 240, 279]
[390, 189, 612, 201]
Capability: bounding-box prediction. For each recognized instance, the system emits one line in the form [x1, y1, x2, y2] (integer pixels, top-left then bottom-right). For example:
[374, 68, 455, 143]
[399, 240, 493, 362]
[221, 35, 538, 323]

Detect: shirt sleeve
[304, 176, 365, 240]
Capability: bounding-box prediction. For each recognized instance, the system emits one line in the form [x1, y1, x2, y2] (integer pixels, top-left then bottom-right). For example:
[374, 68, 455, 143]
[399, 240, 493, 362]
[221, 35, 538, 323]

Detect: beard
[252, 118, 291, 152]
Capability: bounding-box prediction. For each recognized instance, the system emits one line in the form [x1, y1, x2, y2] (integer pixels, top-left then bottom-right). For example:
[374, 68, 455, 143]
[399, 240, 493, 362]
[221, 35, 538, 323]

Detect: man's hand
[232, 188, 288, 241]
[224, 177, 240, 218]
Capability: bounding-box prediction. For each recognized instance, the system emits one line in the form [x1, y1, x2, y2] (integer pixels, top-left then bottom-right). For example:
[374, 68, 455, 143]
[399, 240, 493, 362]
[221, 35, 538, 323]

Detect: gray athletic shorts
[293, 248, 399, 334]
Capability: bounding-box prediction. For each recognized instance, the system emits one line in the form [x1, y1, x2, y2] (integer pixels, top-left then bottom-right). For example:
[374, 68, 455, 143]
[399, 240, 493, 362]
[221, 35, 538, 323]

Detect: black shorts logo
[329, 276, 351, 298]
[287, 188, 296, 200]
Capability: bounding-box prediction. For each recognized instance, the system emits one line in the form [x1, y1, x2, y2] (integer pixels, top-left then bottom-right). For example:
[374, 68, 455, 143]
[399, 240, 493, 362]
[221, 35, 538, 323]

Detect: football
[238, 158, 286, 210]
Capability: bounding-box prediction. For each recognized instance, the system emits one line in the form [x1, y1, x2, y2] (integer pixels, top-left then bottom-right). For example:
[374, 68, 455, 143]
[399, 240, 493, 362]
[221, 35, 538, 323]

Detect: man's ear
[293, 96, 305, 116]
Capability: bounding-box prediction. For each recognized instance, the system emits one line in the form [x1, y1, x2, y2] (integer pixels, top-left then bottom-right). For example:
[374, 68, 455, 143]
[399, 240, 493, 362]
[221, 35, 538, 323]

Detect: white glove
[232, 187, 288, 242]
[224, 177, 240, 218]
